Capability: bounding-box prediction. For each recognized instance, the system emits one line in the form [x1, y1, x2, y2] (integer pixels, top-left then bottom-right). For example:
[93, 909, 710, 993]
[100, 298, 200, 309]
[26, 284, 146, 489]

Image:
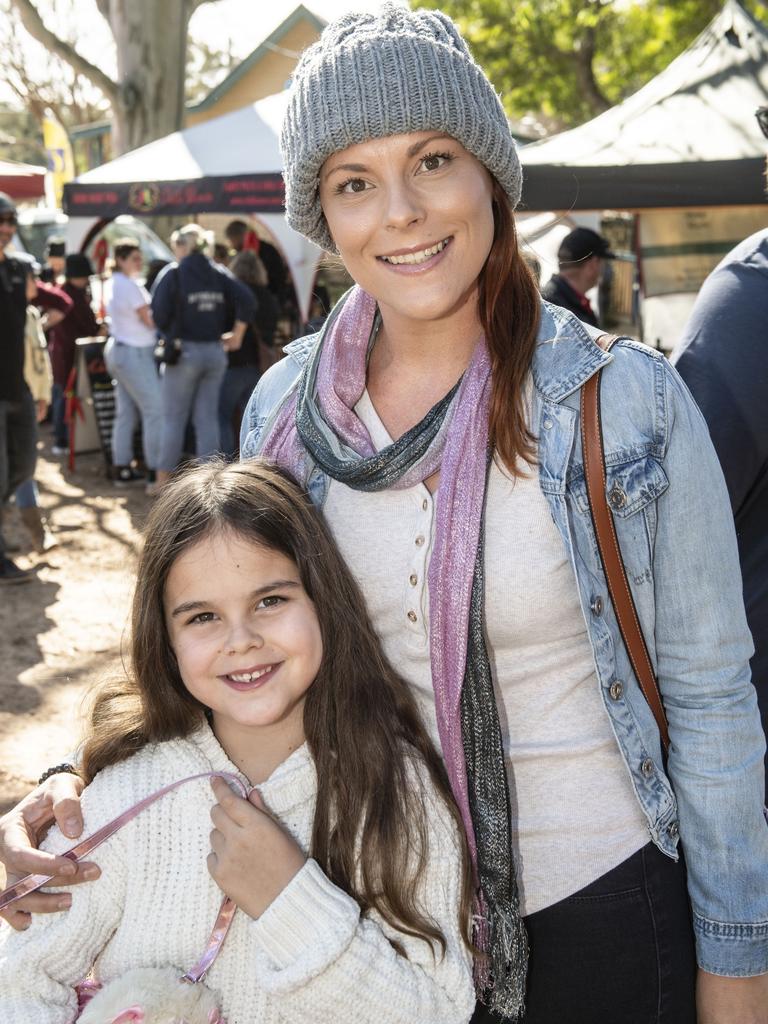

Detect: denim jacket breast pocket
[570, 454, 669, 590]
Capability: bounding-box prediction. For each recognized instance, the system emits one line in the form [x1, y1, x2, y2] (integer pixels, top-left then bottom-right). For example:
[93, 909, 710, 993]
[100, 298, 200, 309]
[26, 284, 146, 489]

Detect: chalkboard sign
[72, 337, 114, 465]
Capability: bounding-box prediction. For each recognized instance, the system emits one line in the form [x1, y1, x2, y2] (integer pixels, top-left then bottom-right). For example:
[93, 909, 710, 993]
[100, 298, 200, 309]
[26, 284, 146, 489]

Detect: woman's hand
[697, 969, 768, 1023]
[0, 774, 100, 931]
[207, 776, 306, 919]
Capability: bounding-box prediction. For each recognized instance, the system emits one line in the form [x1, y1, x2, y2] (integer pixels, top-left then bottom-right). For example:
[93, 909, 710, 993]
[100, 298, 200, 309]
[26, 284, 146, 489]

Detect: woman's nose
[384, 180, 425, 231]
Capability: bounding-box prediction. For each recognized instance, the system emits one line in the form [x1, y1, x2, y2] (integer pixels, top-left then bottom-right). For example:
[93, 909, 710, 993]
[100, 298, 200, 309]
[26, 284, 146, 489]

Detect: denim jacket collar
[532, 302, 612, 404]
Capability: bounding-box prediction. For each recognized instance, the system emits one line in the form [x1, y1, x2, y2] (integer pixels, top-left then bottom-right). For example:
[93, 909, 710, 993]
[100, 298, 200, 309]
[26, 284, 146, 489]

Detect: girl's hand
[207, 776, 306, 919]
[696, 969, 768, 1023]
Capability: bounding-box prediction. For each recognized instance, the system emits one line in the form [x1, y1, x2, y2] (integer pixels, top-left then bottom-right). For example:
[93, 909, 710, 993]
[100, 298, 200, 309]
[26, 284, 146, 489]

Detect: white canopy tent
[63, 91, 323, 320]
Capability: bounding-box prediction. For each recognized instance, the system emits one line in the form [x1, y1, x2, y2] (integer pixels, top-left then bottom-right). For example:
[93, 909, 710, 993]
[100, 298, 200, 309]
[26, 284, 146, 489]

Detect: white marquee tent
[63, 91, 322, 320]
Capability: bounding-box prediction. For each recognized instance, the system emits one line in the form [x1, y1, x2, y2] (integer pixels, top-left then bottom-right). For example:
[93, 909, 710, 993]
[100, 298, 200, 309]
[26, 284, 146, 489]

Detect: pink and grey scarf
[261, 286, 527, 1019]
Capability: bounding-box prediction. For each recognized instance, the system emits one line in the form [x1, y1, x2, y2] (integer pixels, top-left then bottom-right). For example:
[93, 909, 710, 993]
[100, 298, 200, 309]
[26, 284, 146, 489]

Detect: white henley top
[324, 389, 649, 915]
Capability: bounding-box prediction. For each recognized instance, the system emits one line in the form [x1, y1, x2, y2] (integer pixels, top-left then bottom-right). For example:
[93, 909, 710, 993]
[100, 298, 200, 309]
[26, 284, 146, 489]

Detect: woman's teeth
[228, 666, 273, 683]
[380, 238, 450, 265]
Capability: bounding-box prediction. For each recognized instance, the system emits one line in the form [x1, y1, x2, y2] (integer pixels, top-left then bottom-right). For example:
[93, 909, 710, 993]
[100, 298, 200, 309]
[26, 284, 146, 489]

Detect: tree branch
[10, 0, 119, 102]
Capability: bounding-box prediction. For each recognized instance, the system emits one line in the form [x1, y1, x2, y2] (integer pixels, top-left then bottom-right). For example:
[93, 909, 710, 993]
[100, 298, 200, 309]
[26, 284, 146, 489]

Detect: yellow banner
[43, 115, 75, 208]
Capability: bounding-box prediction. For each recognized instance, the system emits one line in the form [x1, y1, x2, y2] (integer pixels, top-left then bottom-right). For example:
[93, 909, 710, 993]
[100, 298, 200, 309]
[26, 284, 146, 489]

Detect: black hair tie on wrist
[38, 763, 80, 786]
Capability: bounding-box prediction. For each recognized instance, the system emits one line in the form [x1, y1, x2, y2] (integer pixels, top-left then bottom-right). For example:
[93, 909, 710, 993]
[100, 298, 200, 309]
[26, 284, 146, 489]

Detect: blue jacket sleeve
[150, 265, 176, 336]
[672, 259, 768, 517]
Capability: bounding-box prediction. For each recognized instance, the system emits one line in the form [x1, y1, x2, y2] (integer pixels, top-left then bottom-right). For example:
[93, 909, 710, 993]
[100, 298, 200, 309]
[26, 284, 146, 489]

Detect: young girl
[0, 460, 475, 1023]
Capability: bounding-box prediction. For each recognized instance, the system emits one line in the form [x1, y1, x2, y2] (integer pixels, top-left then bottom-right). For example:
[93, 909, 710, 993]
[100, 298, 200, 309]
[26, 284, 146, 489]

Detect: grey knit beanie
[281, 2, 521, 253]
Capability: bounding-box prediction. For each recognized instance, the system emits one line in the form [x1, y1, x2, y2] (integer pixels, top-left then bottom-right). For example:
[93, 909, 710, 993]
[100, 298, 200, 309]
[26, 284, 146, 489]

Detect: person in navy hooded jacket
[151, 224, 256, 488]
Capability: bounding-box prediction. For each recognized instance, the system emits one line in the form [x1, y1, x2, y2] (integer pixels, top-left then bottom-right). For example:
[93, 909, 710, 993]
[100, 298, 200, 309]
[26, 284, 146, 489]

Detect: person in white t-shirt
[104, 239, 162, 492]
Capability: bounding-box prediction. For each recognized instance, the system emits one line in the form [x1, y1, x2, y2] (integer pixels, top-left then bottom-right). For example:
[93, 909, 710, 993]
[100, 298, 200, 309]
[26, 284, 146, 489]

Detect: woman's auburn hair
[80, 459, 473, 955]
[481, 178, 541, 473]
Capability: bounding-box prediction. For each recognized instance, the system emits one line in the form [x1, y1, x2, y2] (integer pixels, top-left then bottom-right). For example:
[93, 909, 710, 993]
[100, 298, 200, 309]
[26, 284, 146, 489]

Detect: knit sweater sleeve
[0, 766, 131, 1023]
[247, 768, 476, 1024]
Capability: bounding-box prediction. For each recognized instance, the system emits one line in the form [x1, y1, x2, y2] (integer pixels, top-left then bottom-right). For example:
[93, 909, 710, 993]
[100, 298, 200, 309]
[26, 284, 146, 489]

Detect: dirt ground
[0, 443, 148, 816]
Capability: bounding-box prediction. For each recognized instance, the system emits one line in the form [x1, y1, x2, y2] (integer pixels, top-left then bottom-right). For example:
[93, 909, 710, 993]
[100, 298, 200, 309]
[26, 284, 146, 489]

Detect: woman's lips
[377, 236, 453, 275]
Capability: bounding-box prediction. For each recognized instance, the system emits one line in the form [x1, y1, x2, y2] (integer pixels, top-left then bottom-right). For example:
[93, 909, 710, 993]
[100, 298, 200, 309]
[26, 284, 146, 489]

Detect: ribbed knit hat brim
[281, 4, 521, 253]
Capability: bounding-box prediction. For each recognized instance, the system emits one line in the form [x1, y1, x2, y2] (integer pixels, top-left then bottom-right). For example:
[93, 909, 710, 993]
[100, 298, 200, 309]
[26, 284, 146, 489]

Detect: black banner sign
[63, 173, 285, 218]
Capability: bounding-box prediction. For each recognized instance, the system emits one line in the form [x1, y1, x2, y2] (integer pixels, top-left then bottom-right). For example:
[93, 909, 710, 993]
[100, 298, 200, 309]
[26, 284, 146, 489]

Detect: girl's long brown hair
[480, 178, 541, 472]
[81, 460, 472, 954]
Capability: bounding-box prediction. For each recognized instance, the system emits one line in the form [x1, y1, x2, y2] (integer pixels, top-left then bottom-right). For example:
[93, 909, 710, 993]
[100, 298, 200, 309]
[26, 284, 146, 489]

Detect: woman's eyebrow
[405, 134, 453, 156]
[170, 581, 301, 618]
[322, 135, 455, 182]
[322, 161, 367, 182]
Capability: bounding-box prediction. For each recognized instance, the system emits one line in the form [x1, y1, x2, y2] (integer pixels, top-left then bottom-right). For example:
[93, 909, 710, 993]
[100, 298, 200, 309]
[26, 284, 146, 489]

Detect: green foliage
[0, 105, 45, 165]
[185, 37, 240, 106]
[412, 0, 765, 130]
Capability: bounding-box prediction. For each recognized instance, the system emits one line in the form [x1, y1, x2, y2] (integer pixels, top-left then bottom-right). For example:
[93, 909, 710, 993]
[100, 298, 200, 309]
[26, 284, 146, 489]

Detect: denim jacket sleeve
[651, 363, 768, 975]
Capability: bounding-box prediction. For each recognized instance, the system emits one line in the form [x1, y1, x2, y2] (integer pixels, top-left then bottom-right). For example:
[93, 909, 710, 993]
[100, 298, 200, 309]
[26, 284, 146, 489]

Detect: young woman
[104, 239, 162, 490]
[0, 460, 474, 1023]
[2, 6, 767, 1023]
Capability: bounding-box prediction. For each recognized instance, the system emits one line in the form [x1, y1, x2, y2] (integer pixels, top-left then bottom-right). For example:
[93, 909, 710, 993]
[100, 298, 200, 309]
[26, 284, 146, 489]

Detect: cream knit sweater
[0, 725, 475, 1024]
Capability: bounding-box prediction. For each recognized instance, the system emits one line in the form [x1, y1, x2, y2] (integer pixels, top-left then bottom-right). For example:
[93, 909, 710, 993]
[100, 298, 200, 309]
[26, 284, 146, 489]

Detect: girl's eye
[420, 152, 453, 172]
[188, 611, 216, 625]
[335, 177, 368, 195]
[257, 595, 285, 609]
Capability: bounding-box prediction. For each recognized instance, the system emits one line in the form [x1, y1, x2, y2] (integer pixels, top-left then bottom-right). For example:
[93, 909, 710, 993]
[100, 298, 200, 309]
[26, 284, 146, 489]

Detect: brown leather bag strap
[580, 335, 670, 751]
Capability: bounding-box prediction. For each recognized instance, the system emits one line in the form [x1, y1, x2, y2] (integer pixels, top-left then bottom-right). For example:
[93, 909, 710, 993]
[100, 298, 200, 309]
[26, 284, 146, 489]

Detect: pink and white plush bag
[0, 772, 246, 1024]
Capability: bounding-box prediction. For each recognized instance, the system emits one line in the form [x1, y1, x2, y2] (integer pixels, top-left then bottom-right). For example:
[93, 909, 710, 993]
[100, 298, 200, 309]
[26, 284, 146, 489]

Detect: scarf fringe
[475, 896, 528, 1022]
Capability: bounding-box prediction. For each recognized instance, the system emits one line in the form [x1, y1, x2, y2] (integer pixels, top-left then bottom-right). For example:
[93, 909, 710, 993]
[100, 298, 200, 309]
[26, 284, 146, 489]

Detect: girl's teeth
[382, 238, 448, 265]
[229, 666, 272, 683]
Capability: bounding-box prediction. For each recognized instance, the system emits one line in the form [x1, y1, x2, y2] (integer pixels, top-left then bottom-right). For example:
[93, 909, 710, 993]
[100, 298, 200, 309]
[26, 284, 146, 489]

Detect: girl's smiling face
[319, 131, 495, 329]
[163, 530, 323, 748]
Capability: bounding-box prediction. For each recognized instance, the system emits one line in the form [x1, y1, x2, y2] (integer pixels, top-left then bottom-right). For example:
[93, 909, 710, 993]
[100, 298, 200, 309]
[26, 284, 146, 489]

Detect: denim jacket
[241, 300, 768, 976]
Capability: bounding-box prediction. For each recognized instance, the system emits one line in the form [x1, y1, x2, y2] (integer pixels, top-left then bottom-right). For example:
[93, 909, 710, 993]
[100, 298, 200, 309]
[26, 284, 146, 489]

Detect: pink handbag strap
[0, 770, 249, 982]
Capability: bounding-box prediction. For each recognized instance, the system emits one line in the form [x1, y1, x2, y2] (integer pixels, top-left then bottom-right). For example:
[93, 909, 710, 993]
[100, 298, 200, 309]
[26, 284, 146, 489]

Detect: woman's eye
[420, 152, 453, 172]
[258, 595, 285, 609]
[336, 177, 368, 195]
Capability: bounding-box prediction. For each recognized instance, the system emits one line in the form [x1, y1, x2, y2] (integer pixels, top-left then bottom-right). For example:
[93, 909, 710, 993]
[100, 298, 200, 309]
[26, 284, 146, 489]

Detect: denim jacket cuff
[694, 912, 768, 976]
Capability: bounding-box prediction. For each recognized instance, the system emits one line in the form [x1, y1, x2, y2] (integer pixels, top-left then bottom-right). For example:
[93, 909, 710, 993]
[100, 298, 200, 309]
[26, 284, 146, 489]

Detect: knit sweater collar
[186, 723, 316, 817]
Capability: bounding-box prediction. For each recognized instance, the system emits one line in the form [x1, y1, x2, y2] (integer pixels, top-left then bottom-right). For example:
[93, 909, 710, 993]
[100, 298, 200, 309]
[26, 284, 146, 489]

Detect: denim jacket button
[609, 680, 624, 700]
[543, 417, 554, 430]
[590, 595, 604, 615]
[668, 821, 680, 838]
[641, 758, 655, 776]
[609, 484, 628, 510]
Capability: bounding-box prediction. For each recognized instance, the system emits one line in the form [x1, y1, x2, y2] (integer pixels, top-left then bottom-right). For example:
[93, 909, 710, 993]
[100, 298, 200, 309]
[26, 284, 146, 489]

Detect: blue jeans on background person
[158, 341, 227, 472]
[104, 340, 163, 470]
[14, 478, 38, 509]
[218, 365, 261, 458]
[51, 382, 68, 449]
[0, 392, 38, 558]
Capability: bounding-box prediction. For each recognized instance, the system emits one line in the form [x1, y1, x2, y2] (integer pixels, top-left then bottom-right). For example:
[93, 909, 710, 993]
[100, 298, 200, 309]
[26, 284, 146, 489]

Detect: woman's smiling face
[319, 131, 495, 328]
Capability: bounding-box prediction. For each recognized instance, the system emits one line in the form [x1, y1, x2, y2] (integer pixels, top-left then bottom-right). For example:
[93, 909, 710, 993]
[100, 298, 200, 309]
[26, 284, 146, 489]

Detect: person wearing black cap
[542, 226, 615, 328]
[0, 192, 38, 583]
[47, 253, 106, 454]
[39, 237, 66, 285]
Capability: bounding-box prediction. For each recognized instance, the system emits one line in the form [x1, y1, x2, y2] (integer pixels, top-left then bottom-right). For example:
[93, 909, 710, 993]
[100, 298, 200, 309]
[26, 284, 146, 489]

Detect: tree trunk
[105, 0, 192, 154]
[572, 26, 611, 117]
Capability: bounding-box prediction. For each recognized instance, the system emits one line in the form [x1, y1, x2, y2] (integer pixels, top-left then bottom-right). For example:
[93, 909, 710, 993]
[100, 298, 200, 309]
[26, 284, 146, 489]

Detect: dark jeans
[218, 364, 261, 458]
[0, 392, 38, 557]
[51, 382, 68, 448]
[471, 842, 696, 1024]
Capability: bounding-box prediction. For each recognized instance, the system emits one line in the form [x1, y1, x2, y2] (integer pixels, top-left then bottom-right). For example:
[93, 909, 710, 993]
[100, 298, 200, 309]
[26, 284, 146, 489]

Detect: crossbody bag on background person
[154, 267, 184, 367]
